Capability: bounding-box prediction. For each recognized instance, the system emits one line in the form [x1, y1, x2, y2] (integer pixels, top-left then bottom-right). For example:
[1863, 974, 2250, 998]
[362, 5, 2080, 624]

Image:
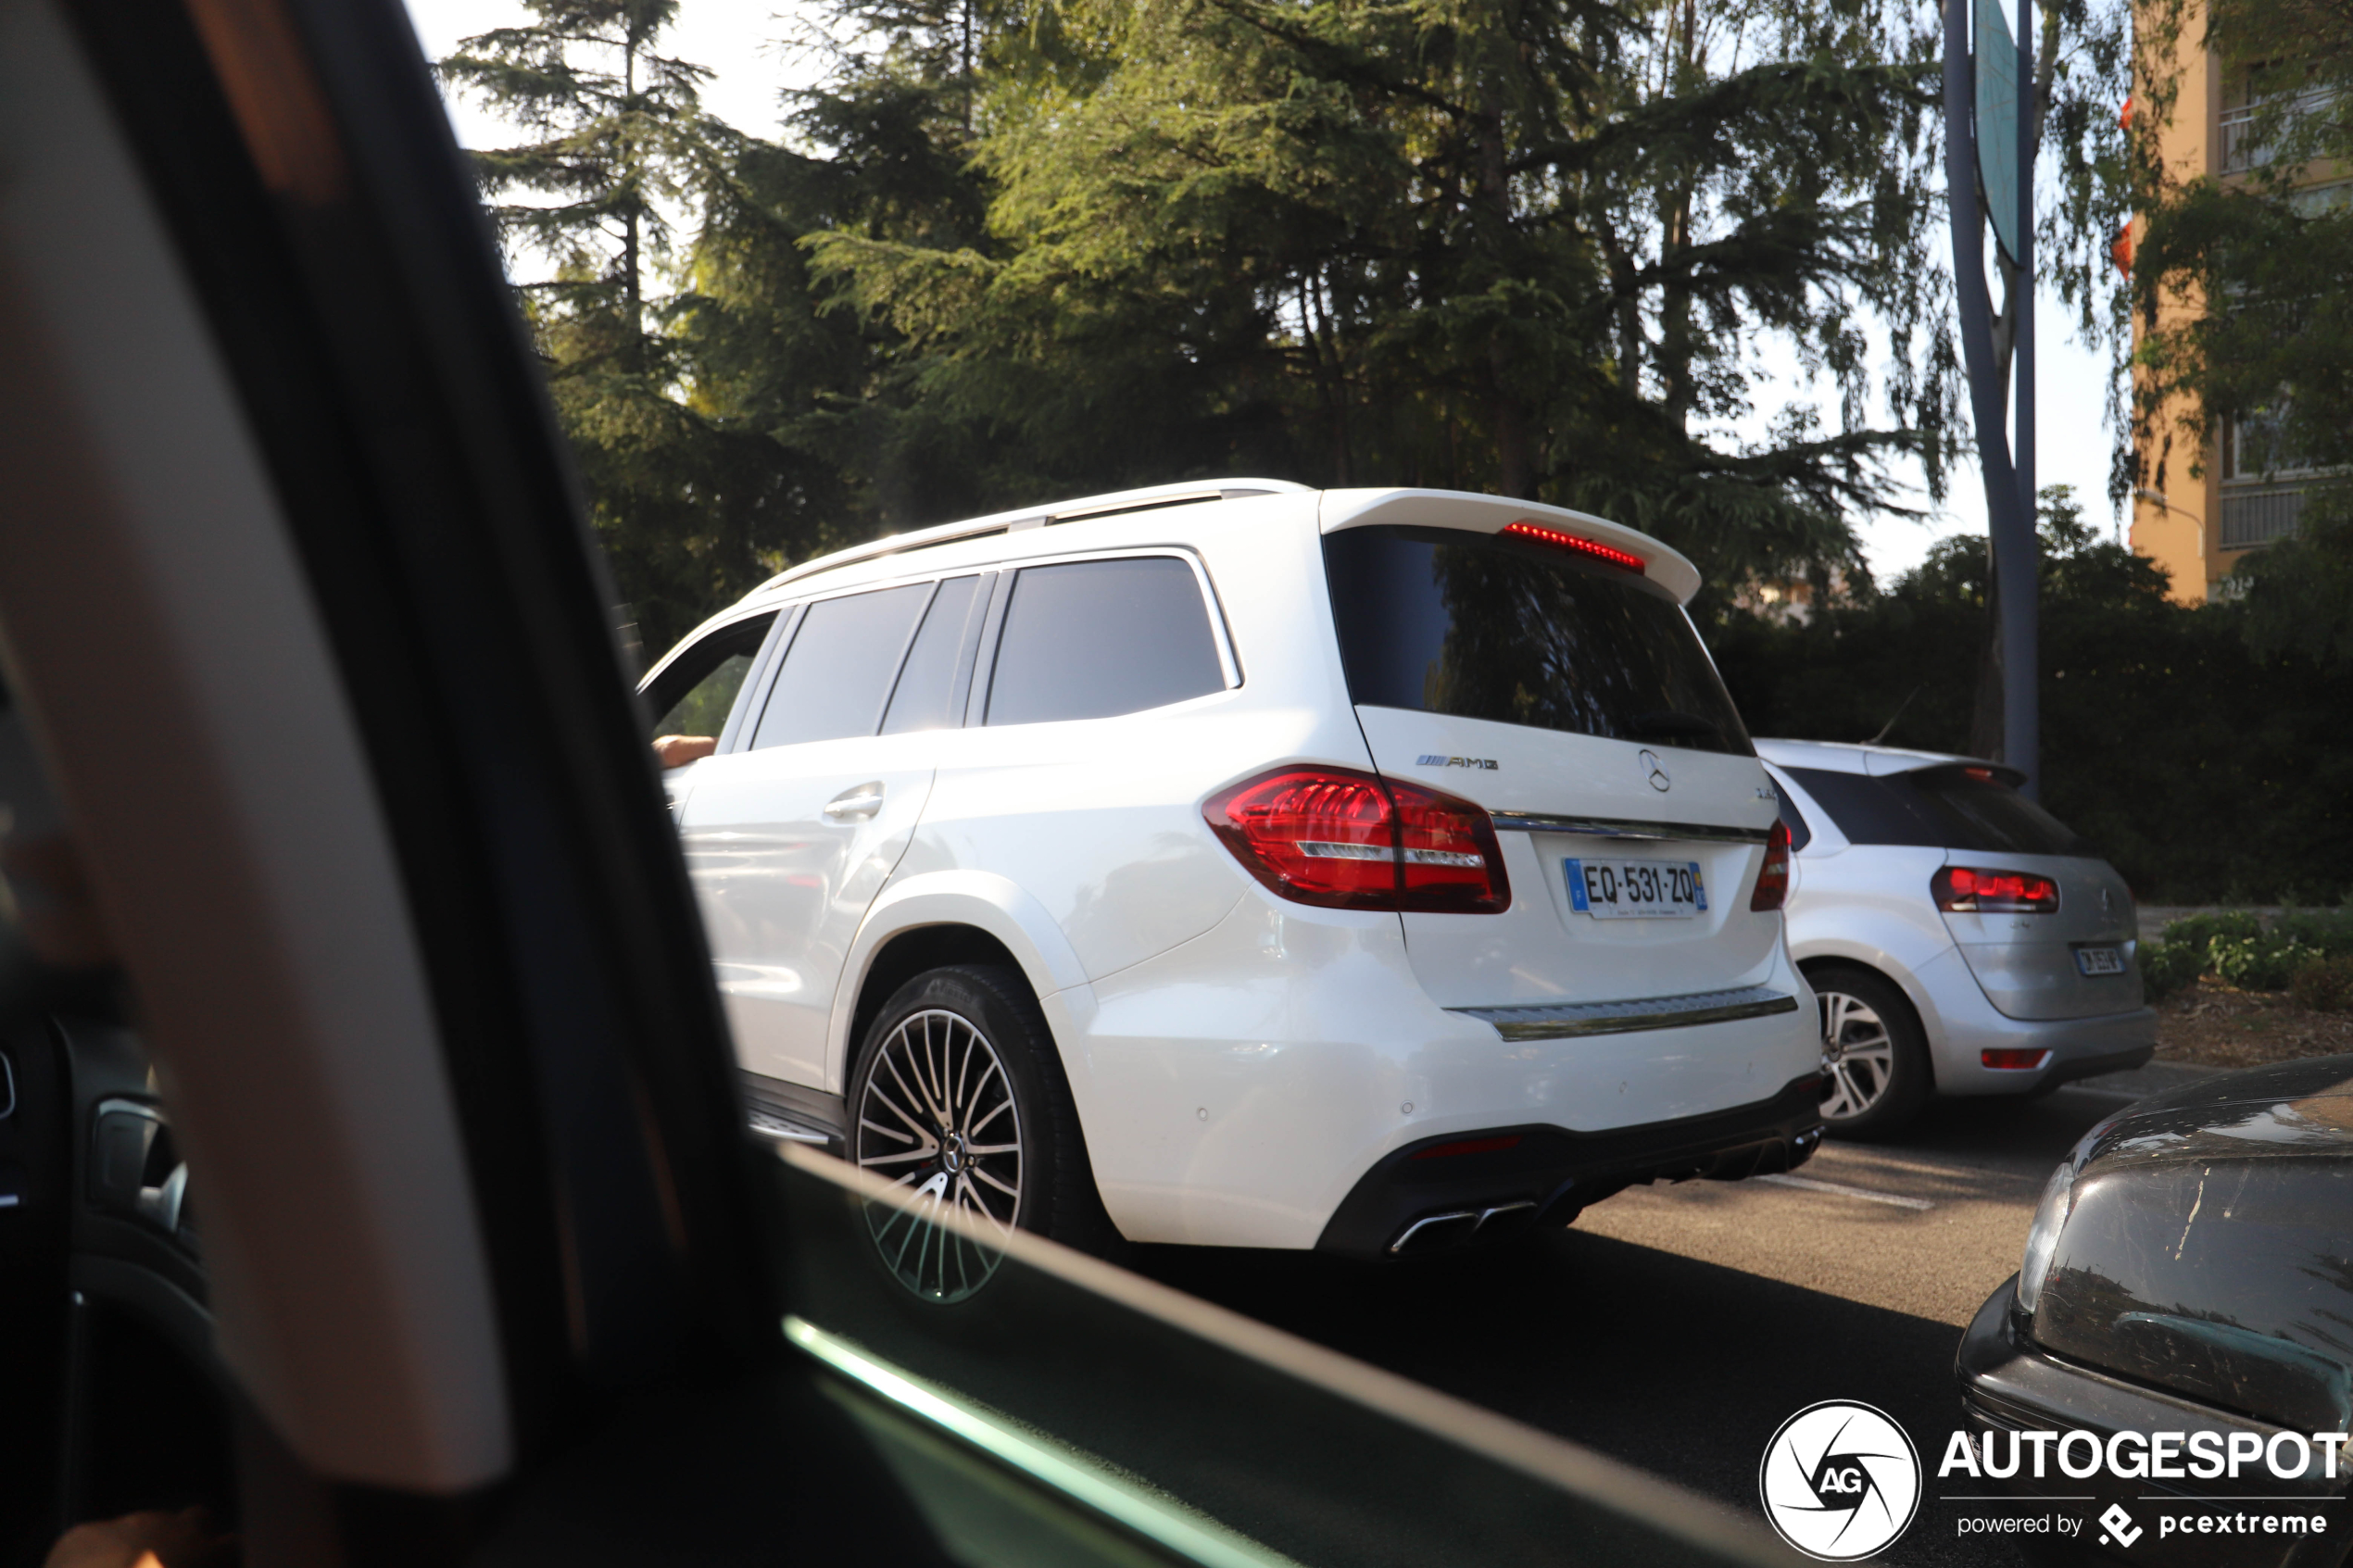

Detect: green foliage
[1714, 487, 2353, 900]
[440, 0, 855, 655]
[2207, 933, 2325, 990]
[2156, 909, 2263, 951]
[2140, 910, 2353, 998]
[2292, 954, 2353, 1013]
[436, 0, 2141, 661]
[798, 0, 1973, 595]
[2139, 937, 2203, 1001]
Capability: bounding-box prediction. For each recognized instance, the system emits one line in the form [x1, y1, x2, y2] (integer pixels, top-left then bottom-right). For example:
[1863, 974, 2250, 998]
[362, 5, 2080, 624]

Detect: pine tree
[441, 1, 829, 654]
[799, 0, 1978, 599]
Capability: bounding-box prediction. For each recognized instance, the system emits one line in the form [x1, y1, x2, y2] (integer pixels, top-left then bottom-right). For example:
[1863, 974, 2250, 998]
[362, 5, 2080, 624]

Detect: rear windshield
[1322, 525, 1751, 756]
[1783, 765, 2087, 855]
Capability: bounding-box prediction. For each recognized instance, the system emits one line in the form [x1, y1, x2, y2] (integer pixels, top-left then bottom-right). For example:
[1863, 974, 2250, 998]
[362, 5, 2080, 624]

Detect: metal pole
[2007, 0, 2041, 797]
[1944, 0, 2039, 788]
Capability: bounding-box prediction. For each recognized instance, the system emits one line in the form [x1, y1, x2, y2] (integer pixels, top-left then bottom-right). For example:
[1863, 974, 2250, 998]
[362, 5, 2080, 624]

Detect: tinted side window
[881, 575, 985, 735]
[1322, 526, 1752, 756]
[986, 558, 1225, 726]
[752, 584, 932, 748]
[1910, 768, 2087, 856]
[645, 612, 776, 739]
[1783, 765, 2090, 855]
[1780, 768, 1950, 847]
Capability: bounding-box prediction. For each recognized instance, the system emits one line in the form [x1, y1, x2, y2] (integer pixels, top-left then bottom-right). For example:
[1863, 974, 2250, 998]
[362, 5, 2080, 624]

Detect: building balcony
[2218, 485, 2304, 549]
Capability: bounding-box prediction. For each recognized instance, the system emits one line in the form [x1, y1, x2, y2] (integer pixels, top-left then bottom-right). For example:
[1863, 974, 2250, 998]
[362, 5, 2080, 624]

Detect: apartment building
[2126, 12, 2343, 602]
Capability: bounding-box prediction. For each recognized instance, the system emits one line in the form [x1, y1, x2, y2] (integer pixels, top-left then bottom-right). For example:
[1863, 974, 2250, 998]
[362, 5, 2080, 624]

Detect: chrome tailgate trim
[1453, 985, 1801, 1041]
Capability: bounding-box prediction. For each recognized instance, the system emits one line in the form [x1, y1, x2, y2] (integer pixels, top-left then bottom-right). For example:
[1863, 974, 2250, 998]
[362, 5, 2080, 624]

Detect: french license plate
[2075, 945, 2127, 976]
[1566, 858, 1706, 920]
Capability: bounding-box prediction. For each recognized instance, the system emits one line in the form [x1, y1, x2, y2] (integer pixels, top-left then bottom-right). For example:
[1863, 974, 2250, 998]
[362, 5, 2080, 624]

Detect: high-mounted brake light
[1205, 766, 1510, 913]
[1749, 817, 1792, 911]
[1932, 865, 2059, 914]
[1498, 521, 1645, 574]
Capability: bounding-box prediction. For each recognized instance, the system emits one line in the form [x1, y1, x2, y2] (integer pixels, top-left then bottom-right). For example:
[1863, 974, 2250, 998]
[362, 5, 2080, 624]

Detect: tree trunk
[1475, 89, 1533, 496]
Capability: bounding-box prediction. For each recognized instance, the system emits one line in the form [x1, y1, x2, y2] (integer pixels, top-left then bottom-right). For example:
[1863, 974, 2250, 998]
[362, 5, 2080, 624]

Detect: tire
[847, 964, 1114, 1299]
[1807, 965, 1933, 1139]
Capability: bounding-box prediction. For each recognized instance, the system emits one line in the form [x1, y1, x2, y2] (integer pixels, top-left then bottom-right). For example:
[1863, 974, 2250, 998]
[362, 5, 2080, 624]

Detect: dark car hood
[2030, 1056, 2353, 1433]
[2085, 1055, 2353, 1164]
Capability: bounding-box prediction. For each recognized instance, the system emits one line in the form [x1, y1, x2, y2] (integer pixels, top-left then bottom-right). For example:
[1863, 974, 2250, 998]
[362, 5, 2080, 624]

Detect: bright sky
[399, 0, 2125, 583]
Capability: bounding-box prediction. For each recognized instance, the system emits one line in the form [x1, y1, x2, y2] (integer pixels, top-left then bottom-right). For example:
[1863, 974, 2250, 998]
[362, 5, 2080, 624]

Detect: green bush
[2140, 938, 2205, 1001]
[2158, 911, 2264, 952]
[2271, 910, 2353, 960]
[2292, 955, 2353, 1013]
[2142, 912, 2353, 997]
[2208, 935, 2325, 991]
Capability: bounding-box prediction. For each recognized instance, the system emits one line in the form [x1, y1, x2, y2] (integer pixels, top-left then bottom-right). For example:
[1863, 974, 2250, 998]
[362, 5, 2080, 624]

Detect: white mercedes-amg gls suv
[641, 480, 1822, 1286]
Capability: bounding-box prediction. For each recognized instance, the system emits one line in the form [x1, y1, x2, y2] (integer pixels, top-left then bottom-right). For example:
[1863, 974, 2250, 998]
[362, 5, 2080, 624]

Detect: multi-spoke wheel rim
[854, 1008, 1023, 1302]
[1818, 990, 1896, 1121]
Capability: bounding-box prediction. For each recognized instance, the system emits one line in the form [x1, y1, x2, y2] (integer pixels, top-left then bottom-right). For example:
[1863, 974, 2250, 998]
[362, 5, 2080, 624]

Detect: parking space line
[1755, 1173, 1935, 1210]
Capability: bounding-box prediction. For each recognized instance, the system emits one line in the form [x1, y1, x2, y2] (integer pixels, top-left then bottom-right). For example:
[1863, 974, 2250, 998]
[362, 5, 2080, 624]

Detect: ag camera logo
[1759, 1400, 1922, 1561]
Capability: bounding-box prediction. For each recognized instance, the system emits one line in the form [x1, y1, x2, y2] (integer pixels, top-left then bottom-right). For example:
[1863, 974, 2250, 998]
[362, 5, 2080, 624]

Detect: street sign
[1975, 0, 2022, 262]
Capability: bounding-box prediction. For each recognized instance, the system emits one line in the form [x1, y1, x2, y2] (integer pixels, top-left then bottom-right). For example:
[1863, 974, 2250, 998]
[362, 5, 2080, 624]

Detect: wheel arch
[828, 872, 1088, 1093]
[1798, 955, 1940, 1091]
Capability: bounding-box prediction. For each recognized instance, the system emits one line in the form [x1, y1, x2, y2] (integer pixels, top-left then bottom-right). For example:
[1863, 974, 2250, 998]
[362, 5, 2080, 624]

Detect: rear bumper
[1957, 1276, 2352, 1565]
[1314, 1073, 1825, 1259]
[1916, 945, 2158, 1094]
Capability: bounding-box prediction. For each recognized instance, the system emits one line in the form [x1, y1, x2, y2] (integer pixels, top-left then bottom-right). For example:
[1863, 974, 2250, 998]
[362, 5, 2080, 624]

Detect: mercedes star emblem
[1639, 748, 1671, 792]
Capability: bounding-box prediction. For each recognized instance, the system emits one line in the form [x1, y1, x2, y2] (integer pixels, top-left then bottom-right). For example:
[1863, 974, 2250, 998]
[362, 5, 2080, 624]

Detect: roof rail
[754, 478, 1312, 595]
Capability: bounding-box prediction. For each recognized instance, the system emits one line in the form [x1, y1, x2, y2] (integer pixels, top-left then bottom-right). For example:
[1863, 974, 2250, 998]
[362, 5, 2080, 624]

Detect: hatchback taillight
[1749, 818, 1791, 911]
[1932, 865, 2059, 914]
[1205, 767, 1509, 913]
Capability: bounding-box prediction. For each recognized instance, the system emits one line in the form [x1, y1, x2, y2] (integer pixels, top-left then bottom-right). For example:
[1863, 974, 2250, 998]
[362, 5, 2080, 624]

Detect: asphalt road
[1129, 1072, 2201, 1566]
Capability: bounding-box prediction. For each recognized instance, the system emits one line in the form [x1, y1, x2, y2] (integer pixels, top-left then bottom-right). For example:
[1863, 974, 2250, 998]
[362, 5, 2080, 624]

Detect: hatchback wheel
[1809, 967, 1931, 1137]
[849, 964, 1107, 1300]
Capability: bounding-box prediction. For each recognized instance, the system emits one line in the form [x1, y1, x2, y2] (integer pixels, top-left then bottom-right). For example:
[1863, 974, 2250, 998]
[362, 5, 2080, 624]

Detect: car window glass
[881, 575, 985, 735]
[1782, 765, 2088, 855]
[1323, 525, 1752, 756]
[1775, 784, 1813, 852]
[986, 558, 1225, 726]
[752, 584, 933, 748]
[1778, 768, 1948, 847]
[646, 612, 776, 738]
[1909, 768, 2087, 855]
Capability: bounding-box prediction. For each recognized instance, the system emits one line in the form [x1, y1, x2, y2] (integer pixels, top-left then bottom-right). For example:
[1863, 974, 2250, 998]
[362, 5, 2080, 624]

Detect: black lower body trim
[742, 1072, 847, 1156]
[1314, 1073, 1826, 1260]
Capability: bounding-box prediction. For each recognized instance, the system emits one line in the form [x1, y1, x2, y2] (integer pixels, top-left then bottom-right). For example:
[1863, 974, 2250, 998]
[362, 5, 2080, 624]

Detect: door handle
[823, 782, 885, 821]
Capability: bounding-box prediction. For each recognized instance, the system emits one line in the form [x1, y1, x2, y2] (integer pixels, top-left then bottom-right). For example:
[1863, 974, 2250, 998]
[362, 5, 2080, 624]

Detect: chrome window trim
[1452, 986, 1801, 1041]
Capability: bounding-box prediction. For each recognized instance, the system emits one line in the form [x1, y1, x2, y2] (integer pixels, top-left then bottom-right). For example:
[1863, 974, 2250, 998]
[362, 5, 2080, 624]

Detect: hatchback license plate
[2075, 945, 2127, 976]
[1566, 859, 1705, 920]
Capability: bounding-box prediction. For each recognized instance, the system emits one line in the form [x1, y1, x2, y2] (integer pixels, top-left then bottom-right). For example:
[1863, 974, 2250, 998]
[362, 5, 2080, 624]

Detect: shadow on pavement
[1136, 1217, 2032, 1565]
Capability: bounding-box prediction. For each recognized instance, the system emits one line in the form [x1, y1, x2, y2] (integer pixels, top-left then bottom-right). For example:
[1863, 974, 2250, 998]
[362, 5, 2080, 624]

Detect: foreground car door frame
[0, 0, 829, 1552]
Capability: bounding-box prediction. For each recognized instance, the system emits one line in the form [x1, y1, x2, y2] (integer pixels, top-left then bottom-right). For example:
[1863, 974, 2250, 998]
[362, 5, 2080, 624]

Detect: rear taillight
[1206, 766, 1510, 913]
[1932, 865, 2059, 914]
[1749, 817, 1791, 911]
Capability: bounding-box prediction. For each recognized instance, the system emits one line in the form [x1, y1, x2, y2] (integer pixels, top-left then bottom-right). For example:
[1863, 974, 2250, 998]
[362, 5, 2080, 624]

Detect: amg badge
[1416, 755, 1498, 770]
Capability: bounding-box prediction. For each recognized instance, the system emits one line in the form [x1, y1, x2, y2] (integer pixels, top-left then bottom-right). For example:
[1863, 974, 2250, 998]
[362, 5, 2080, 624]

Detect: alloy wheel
[1818, 990, 1896, 1122]
[854, 1007, 1024, 1302]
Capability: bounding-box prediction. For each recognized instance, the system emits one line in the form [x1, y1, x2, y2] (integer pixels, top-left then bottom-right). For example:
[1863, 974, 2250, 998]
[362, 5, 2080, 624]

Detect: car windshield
[1785, 764, 2089, 855]
[1322, 525, 1752, 755]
